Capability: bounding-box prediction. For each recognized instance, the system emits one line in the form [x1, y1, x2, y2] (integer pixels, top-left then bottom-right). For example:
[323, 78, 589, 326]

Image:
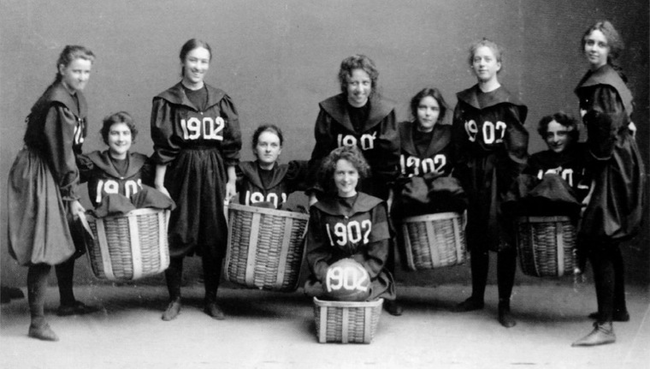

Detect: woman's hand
[225, 180, 237, 202]
[69, 200, 86, 219]
[628, 121, 637, 138]
[309, 194, 318, 207]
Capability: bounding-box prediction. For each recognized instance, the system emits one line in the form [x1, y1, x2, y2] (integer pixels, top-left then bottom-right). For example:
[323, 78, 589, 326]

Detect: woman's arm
[225, 165, 237, 202]
[154, 164, 171, 198]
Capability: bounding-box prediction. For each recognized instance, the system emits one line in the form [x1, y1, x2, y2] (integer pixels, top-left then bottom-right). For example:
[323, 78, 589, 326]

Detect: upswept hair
[100, 111, 138, 145]
[537, 111, 580, 142]
[251, 123, 284, 150]
[318, 145, 370, 194]
[409, 87, 449, 124]
[179, 38, 212, 77]
[54, 45, 95, 83]
[581, 20, 624, 64]
[337, 54, 379, 95]
[468, 38, 503, 73]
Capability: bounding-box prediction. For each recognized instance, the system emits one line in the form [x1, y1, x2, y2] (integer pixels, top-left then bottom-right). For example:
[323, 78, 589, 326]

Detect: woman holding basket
[7, 45, 98, 341]
[151, 39, 242, 321]
[572, 21, 645, 347]
[451, 38, 529, 328]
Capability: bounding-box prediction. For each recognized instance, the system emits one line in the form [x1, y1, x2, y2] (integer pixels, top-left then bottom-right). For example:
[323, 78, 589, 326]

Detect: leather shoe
[384, 300, 403, 316]
[588, 310, 629, 322]
[498, 304, 516, 328]
[572, 322, 615, 347]
[57, 301, 100, 317]
[162, 299, 181, 321]
[204, 301, 225, 320]
[452, 297, 484, 312]
[28, 323, 59, 342]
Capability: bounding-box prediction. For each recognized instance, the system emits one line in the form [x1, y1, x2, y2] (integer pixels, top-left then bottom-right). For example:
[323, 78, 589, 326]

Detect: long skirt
[7, 148, 75, 266]
[165, 147, 228, 259]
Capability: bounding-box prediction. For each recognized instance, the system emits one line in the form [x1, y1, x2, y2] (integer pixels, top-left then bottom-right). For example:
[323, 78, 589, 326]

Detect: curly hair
[468, 38, 503, 74]
[337, 54, 379, 96]
[581, 20, 624, 64]
[537, 111, 580, 143]
[409, 87, 449, 125]
[100, 111, 138, 145]
[251, 123, 284, 150]
[318, 145, 370, 194]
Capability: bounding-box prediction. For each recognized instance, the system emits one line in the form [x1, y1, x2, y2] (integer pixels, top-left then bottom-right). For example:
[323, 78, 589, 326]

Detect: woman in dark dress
[7, 45, 97, 341]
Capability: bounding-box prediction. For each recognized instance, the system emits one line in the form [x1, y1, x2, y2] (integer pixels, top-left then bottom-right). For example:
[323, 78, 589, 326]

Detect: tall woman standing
[7, 45, 97, 341]
[572, 21, 645, 347]
[151, 39, 242, 321]
[451, 39, 529, 328]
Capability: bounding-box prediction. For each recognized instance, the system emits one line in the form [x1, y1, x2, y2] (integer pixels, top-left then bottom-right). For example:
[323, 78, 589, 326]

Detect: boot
[28, 322, 59, 342]
[452, 297, 484, 312]
[498, 300, 516, 328]
[161, 298, 182, 321]
[572, 322, 616, 347]
[57, 300, 100, 316]
[204, 300, 225, 320]
[383, 300, 403, 316]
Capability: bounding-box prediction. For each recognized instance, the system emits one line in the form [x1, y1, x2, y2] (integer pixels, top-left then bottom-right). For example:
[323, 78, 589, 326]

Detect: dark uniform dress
[151, 82, 242, 259]
[305, 193, 395, 301]
[308, 93, 400, 201]
[236, 160, 308, 209]
[8, 82, 87, 266]
[77, 150, 153, 207]
[452, 84, 528, 309]
[575, 64, 645, 323]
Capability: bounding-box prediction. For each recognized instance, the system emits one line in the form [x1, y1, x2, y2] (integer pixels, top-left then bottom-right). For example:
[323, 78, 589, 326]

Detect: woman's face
[334, 159, 359, 197]
[182, 47, 211, 86]
[254, 130, 282, 167]
[472, 46, 501, 83]
[584, 29, 610, 70]
[107, 122, 132, 159]
[416, 96, 440, 132]
[545, 120, 573, 153]
[346, 68, 372, 107]
[59, 58, 92, 93]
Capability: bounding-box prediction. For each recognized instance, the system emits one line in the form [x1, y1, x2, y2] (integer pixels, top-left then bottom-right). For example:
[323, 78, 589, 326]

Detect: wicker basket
[313, 297, 383, 344]
[85, 209, 170, 281]
[400, 212, 467, 270]
[225, 203, 309, 292]
[515, 216, 577, 277]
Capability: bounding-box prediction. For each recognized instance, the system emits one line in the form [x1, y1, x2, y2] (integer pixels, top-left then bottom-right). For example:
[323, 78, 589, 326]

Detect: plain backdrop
[0, 0, 647, 287]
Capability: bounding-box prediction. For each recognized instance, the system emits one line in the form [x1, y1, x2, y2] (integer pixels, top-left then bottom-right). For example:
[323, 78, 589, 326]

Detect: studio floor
[1, 279, 648, 369]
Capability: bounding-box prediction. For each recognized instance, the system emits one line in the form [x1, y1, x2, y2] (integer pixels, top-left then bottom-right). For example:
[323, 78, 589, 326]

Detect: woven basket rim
[229, 202, 310, 220]
[400, 211, 461, 223]
[516, 215, 572, 223]
[86, 208, 168, 221]
[313, 297, 384, 308]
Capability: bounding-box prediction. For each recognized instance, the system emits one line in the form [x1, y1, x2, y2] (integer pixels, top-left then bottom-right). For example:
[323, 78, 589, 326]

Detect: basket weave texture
[515, 216, 577, 277]
[86, 208, 170, 281]
[400, 212, 466, 270]
[313, 297, 383, 344]
[225, 203, 309, 292]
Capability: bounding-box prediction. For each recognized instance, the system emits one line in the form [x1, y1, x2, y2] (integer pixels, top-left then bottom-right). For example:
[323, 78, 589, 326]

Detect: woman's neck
[478, 78, 500, 93]
[60, 81, 77, 95]
[181, 79, 204, 91]
[257, 161, 275, 171]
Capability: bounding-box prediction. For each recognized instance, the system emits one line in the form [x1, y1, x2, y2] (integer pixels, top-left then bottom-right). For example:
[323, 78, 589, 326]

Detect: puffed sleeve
[150, 97, 181, 165]
[351, 203, 390, 279]
[371, 111, 400, 185]
[140, 156, 156, 186]
[305, 207, 333, 282]
[499, 105, 529, 194]
[76, 153, 95, 184]
[451, 104, 472, 187]
[43, 103, 81, 201]
[218, 94, 242, 166]
[285, 160, 310, 193]
[582, 85, 628, 160]
[307, 109, 338, 192]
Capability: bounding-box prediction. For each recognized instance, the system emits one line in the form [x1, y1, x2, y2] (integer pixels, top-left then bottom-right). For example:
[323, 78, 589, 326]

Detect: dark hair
[537, 112, 580, 142]
[100, 111, 138, 145]
[179, 39, 212, 77]
[409, 87, 449, 124]
[54, 45, 95, 83]
[251, 123, 284, 150]
[581, 20, 624, 65]
[318, 145, 370, 194]
[468, 38, 503, 74]
[337, 54, 379, 96]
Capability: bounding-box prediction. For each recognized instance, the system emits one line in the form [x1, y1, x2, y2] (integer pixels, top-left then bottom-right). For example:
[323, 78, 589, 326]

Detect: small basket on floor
[85, 209, 170, 281]
[399, 212, 467, 270]
[313, 297, 383, 344]
[225, 203, 309, 292]
[515, 215, 578, 277]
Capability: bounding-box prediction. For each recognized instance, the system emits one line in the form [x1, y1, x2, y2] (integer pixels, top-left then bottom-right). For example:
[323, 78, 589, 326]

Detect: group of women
[6, 20, 644, 348]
